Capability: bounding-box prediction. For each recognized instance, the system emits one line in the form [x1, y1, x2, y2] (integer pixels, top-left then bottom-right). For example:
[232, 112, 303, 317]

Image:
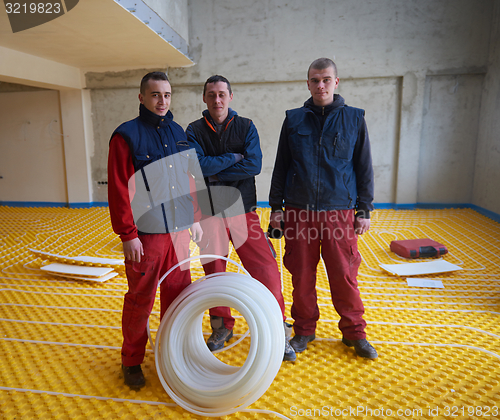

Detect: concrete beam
[394, 71, 426, 205]
[59, 89, 94, 204]
[0, 46, 83, 90]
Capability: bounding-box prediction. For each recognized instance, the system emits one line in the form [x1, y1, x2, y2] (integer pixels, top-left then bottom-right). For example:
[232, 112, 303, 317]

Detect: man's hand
[270, 211, 283, 230]
[122, 237, 144, 262]
[233, 153, 244, 163]
[355, 217, 370, 235]
[190, 222, 203, 243]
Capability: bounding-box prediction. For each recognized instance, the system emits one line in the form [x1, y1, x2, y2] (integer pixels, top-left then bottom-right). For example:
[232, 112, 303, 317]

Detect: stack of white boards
[40, 263, 119, 282]
[30, 248, 124, 283]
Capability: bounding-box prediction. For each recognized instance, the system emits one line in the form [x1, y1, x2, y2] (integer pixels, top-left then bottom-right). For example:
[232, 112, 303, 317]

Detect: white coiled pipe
[151, 255, 285, 417]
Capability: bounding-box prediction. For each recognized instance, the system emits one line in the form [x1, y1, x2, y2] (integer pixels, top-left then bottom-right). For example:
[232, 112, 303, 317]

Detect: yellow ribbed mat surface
[0, 206, 499, 419]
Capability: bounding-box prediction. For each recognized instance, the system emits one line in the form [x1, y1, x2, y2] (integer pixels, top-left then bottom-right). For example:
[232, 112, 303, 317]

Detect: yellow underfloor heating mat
[0, 206, 499, 419]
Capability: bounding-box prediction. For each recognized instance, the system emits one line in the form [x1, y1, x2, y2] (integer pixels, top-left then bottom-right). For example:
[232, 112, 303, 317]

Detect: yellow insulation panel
[0, 206, 499, 419]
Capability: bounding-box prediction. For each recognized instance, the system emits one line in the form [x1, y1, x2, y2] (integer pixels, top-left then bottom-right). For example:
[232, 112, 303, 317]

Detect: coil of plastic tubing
[150, 255, 285, 417]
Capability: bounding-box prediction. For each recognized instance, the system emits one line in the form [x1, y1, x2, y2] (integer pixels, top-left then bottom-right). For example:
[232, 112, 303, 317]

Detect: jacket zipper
[316, 109, 324, 207]
[343, 174, 352, 207]
[317, 130, 322, 205]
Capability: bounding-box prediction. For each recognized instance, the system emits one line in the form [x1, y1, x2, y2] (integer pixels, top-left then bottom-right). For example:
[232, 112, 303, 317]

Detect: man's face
[203, 81, 233, 123]
[307, 66, 339, 107]
[139, 79, 171, 116]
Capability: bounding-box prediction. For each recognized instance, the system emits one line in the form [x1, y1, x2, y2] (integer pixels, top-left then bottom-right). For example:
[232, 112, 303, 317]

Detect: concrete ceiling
[0, 0, 193, 71]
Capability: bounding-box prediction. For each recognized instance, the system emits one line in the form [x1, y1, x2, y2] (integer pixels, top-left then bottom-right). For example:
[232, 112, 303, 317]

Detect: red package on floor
[390, 239, 448, 259]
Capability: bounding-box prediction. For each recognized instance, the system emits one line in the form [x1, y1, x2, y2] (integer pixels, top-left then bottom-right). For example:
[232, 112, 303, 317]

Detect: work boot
[342, 337, 378, 359]
[283, 322, 296, 362]
[290, 333, 316, 353]
[122, 364, 145, 389]
[207, 316, 233, 351]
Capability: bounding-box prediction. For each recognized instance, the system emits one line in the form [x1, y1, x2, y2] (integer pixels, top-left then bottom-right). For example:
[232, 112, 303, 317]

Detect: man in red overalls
[269, 59, 378, 359]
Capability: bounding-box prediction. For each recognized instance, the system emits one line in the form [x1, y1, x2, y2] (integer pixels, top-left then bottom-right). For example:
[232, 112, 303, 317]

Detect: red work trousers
[198, 211, 285, 330]
[121, 230, 191, 366]
[283, 207, 366, 340]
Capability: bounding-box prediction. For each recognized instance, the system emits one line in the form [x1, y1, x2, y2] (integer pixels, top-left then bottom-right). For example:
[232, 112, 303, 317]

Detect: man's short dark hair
[203, 75, 232, 95]
[140, 71, 169, 94]
[307, 58, 337, 79]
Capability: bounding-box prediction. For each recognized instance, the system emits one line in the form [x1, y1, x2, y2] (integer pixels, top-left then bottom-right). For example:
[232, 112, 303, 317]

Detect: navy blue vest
[284, 105, 365, 211]
[112, 104, 194, 235]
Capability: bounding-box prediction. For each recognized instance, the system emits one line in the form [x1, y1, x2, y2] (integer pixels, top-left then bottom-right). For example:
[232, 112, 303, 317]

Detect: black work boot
[207, 316, 233, 351]
[122, 364, 145, 389]
[289, 333, 316, 353]
[342, 337, 378, 359]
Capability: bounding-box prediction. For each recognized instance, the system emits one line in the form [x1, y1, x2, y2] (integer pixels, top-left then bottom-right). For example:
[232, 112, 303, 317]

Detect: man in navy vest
[108, 72, 203, 388]
[269, 58, 378, 359]
[186, 75, 296, 362]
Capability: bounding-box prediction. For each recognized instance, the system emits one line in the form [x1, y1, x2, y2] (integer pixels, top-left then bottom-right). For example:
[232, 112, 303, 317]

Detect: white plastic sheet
[40, 263, 118, 282]
[380, 260, 462, 276]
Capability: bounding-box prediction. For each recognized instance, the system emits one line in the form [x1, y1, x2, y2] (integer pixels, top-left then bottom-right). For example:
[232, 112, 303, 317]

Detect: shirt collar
[202, 108, 237, 133]
[139, 103, 173, 127]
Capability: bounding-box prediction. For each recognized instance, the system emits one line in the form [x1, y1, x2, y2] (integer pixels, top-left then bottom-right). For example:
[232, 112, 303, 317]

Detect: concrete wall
[0, 89, 67, 203]
[174, 0, 491, 82]
[473, 1, 500, 215]
[418, 74, 484, 204]
[84, 0, 498, 212]
[169, 0, 495, 206]
[143, 0, 189, 41]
